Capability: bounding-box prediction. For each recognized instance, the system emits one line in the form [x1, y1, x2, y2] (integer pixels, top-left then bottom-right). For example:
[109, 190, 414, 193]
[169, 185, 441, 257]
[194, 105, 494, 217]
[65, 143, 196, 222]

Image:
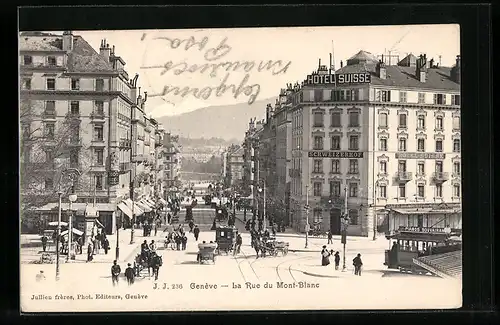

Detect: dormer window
[47, 56, 57, 66]
[433, 94, 446, 105]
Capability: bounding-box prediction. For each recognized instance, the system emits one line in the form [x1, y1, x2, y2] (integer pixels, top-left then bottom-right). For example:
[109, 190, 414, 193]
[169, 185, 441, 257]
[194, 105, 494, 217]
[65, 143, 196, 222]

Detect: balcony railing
[432, 172, 449, 183]
[395, 171, 413, 183]
[90, 111, 105, 120]
[42, 111, 56, 119]
[320, 195, 344, 206]
[65, 112, 81, 119]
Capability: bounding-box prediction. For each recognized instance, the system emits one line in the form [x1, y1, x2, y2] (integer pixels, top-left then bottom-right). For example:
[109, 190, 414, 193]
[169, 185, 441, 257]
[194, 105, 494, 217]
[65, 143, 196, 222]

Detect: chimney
[266, 104, 271, 122]
[318, 58, 321, 69]
[416, 54, 427, 83]
[100, 39, 111, 62]
[340, 60, 343, 68]
[452, 55, 461, 84]
[62, 31, 74, 51]
[376, 60, 386, 79]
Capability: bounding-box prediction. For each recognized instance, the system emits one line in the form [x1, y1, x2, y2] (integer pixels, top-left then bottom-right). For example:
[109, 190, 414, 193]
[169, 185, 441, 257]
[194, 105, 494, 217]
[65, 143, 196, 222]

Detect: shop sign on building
[305, 73, 371, 85]
[395, 152, 446, 159]
[308, 151, 364, 158]
[108, 170, 119, 186]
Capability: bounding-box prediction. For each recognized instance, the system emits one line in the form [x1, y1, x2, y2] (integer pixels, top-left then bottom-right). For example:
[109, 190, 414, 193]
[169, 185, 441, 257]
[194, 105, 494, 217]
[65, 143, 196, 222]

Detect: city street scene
[20, 25, 462, 312]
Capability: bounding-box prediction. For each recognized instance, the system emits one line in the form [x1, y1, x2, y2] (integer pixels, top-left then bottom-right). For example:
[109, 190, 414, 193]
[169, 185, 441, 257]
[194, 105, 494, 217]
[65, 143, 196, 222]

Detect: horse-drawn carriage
[197, 242, 217, 264]
[215, 226, 237, 255]
[134, 251, 163, 280]
[252, 236, 289, 257]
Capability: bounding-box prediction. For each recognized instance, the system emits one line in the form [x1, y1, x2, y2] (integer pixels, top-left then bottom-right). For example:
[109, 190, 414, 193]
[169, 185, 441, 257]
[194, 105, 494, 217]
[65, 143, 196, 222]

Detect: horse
[149, 253, 163, 280]
[134, 252, 150, 276]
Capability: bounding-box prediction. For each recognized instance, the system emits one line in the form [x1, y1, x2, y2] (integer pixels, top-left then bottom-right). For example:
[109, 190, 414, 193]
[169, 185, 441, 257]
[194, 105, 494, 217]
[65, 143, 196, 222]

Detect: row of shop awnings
[117, 198, 159, 220]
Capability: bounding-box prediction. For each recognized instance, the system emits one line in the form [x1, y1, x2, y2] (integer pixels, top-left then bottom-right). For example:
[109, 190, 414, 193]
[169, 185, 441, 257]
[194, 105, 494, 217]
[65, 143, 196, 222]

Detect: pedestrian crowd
[320, 245, 363, 275]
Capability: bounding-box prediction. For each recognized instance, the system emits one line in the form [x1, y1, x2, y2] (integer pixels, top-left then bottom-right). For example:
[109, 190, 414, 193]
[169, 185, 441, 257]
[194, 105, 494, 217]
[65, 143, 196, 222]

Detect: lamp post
[258, 185, 266, 229]
[116, 213, 121, 260]
[305, 184, 310, 249]
[341, 186, 349, 272]
[373, 182, 378, 241]
[66, 193, 77, 262]
[55, 190, 63, 281]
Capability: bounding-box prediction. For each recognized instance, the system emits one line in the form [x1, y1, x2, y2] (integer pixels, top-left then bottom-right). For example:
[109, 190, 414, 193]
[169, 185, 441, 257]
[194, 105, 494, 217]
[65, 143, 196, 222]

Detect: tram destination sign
[308, 151, 364, 158]
[395, 152, 446, 159]
[306, 73, 371, 85]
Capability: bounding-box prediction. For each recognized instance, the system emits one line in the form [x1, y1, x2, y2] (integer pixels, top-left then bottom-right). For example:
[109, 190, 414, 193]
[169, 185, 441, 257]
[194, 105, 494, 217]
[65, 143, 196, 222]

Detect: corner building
[290, 51, 461, 238]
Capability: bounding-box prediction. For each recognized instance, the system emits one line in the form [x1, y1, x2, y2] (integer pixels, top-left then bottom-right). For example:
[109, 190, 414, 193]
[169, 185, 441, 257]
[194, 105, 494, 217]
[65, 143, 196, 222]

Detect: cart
[215, 226, 237, 255]
[197, 243, 217, 264]
[274, 241, 289, 256]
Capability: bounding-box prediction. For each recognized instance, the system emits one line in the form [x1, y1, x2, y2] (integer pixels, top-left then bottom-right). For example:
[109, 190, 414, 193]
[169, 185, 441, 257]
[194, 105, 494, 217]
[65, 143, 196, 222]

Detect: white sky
[75, 24, 459, 118]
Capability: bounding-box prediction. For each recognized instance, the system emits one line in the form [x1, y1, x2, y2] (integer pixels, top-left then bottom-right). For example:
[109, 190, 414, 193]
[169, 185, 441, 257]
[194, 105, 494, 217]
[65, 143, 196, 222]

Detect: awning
[159, 198, 167, 205]
[117, 202, 134, 220]
[60, 228, 84, 237]
[141, 199, 155, 208]
[124, 199, 144, 216]
[391, 208, 460, 215]
[145, 199, 157, 207]
[37, 202, 116, 213]
[95, 219, 104, 228]
[48, 221, 68, 227]
[136, 201, 152, 212]
[85, 205, 99, 217]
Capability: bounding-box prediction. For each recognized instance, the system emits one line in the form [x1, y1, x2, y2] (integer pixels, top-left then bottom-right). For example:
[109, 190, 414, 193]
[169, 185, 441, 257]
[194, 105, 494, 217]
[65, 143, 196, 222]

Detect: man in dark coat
[193, 225, 200, 241]
[111, 260, 121, 286]
[334, 251, 340, 270]
[353, 253, 363, 276]
[327, 231, 333, 244]
[41, 235, 48, 252]
[125, 263, 135, 285]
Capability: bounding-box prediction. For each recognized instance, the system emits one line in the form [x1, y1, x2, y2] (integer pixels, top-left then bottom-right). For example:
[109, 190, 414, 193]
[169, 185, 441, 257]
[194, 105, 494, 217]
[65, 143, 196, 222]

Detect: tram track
[275, 256, 316, 283]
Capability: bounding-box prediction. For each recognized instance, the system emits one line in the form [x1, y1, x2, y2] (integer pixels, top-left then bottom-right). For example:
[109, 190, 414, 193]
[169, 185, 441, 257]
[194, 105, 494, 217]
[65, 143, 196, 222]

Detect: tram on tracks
[384, 226, 462, 274]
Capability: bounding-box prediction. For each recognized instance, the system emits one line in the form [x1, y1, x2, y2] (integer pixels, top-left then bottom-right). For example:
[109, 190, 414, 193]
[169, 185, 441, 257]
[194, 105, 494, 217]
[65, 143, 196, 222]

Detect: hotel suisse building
[19, 31, 171, 240]
[289, 50, 461, 238]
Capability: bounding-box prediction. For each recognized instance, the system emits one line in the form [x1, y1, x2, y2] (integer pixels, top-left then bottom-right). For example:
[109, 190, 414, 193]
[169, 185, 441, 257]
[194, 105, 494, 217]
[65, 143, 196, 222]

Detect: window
[436, 184, 443, 198]
[435, 140, 443, 152]
[69, 149, 79, 168]
[379, 185, 387, 198]
[399, 91, 407, 103]
[313, 182, 322, 196]
[379, 138, 387, 151]
[23, 55, 32, 65]
[398, 185, 406, 198]
[417, 139, 425, 152]
[70, 125, 80, 144]
[71, 78, 80, 90]
[348, 209, 358, 225]
[45, 101, 55, 114]
[314, 90, 323, 102]
[379, 90, 391, 102]
[435, 117, 443, 130]
[434, 94, 446, 105]
[349, 135, 359, 150]
[47, 56, 57, 66]
[435, 161, 443, 173]
[70, 101, 80, 115]
[451, 94, 460, 105]
[313, 136, 324, 150]
[95, 149, 104, 166]
[45, 123, 55, 139]
[330, 181, 341, 197]
[349, 112, 359, 127]
[330, 136, 340, 150]
[380, 161, 387, 174]
[417, 115, 426, 129]
[44, 178, 53, 190]
[453, 184, 461, 198]
[313, 159, 323, 173]
[417, 162, 425, 175]
[399, 114, 407, 128]
[94, 125, 104, 141]
[22, 78, 31, 90]
[313, 208, 323, 223]
[398, 138, 407, 151]
[418, 92, 426, 104]
[453, 139, 461, 152]
[95, 79, 105, 91]
[95, 101, 104, 115]
[313, 112, 324, 127]
[45, 149, 53, 163]
[349, 159, 358, 174]
[379, 113, 388, 128]
[331, 160, 340, 174]
[331, 112, 341, 127]
[46, 78, 55, 90]
[22, 124, 30, 139]
[417, 185, 425, 198]
[453, 162, 461, 176]
[349, 183, 358, 197]
[398, 160, 407, 172]
[453, 116, 461, 130]
[95, 175, 103, 190]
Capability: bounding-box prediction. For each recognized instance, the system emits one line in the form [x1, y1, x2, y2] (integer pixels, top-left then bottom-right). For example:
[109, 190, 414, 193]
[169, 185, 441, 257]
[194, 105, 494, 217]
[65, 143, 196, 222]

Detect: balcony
[452, 171, 461, 179]
[90, 111, 105, 120]
[42, 111, 56, 120]
[91, 138, 106, 147]
[119, 139, 132, 149]
[432, 172, 449, 183]
[320, 195, 344, 206]
[395, 171, 413, 183]
[65, 112, 81, 120]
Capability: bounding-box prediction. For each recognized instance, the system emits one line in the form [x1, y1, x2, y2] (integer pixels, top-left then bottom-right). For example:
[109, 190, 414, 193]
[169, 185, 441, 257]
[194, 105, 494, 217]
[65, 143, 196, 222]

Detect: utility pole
[305, 184, 309, 249]
[341, 186, 348, 272]
[55, 190, 62, 281]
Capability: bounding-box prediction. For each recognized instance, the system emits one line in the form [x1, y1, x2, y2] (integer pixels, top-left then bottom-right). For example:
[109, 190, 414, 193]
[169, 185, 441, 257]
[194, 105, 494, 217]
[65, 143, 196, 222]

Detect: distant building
[224, 145, 245, 188]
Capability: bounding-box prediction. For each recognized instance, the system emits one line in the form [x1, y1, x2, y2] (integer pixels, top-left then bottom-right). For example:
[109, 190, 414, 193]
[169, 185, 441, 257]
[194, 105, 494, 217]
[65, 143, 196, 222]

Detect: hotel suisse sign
[308, 151, 364, 158]
[395, 152, 446, 160]
[306, 73, 371, 85]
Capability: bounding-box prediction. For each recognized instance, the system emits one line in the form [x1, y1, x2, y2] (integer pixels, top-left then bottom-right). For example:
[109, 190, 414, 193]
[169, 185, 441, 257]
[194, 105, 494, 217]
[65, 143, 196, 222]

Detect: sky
[74, 25, 460, 118]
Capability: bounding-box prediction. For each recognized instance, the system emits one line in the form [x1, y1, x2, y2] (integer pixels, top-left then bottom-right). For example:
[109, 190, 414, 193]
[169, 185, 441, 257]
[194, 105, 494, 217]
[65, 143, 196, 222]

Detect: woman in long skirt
[321, 245, 331, 266]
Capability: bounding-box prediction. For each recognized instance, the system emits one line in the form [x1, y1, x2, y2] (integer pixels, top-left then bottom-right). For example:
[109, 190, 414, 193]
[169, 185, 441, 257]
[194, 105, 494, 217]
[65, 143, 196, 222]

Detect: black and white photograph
[19, 24, 462, 312]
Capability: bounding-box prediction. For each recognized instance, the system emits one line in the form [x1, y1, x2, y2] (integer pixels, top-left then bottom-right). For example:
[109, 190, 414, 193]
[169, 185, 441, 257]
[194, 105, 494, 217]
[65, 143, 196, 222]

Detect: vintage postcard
[20, 25, 462, 312]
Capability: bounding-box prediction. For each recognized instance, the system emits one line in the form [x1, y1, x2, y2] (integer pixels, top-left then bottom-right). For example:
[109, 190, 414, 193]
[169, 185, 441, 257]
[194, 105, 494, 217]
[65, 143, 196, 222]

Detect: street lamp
[341, 187, 349, 272]
[304, 184, 310, 249]
[55, 190, 63, 281]
[258, 184, 266, 230]
[66, 193, 77, 262]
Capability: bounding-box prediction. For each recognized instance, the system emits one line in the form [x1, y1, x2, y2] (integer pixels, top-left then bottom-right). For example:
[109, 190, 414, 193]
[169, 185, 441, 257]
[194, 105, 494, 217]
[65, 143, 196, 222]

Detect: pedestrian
[167, 213, 172, 224]
[271, 224, 276, 237]
[321, 245, 331, 266]
[327, 231, 333, 244]
[103, 237, 110, 255]
[181, 234, 187, 250]
[193, 225, 200, 241]
[96, 230, 102, 251]
[41, 235, 48, 252]
[149, 240, 157, 253]
[234, 234, 242, 255]
[87, 242, 93, 262]
[334, 251, 340, 270]
[77, 236, 83, 254]
[353, 253, 363, 276]
[154, 224, 158, 237]
[92, 236, 98, 255]
[111, 260, 121, 286]
[60, 235, 66, 254]
[125, 263, 135, 286]
[36, 270, 46, 282]
[175, 235, 182, 251]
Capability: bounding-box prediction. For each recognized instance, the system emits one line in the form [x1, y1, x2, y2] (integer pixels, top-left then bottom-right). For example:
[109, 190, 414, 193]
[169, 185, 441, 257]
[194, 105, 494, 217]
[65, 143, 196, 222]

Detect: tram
[384, 226, 462, 274]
